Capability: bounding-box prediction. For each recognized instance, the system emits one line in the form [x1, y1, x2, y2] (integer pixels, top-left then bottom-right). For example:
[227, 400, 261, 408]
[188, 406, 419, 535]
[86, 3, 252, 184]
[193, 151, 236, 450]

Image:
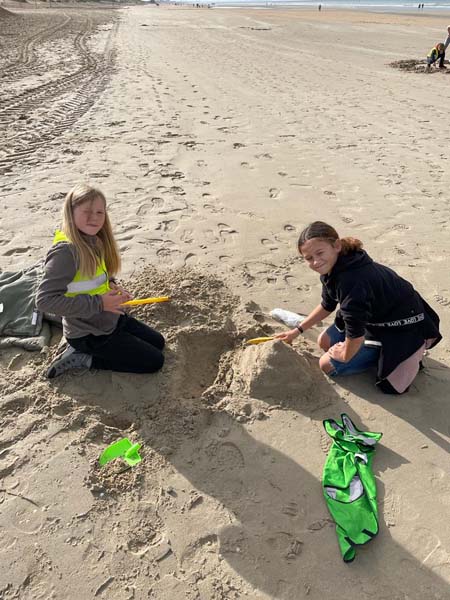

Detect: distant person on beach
[275, 222, 441, 394]
[426, 42, 446, 71]
[318, 4, 322, 11]
[36, 184, 165, 379]
[444, 24, 450, 52]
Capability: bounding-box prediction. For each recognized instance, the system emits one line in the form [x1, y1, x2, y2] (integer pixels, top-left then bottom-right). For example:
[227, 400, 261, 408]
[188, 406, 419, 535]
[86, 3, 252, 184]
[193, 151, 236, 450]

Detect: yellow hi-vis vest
[427, 47, 439, 60]
[53, 230, 111, 298]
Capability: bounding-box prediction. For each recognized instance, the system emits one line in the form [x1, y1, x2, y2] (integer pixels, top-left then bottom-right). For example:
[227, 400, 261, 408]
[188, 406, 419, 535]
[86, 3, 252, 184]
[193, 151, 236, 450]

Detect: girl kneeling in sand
[276, 221, 441, 394]
[37, 184, 165, 379]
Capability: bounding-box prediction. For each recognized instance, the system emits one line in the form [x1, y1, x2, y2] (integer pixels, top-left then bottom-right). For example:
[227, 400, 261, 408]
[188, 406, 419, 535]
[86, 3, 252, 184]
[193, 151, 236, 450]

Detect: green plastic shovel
[99, 438, 142, 467]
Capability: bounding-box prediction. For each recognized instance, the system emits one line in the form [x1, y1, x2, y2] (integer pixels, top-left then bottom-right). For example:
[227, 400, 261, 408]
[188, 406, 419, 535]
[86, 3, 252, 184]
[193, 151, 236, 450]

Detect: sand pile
[0, 265, 331, 597]
[231, 340, 314, 404]
[390, 58, 450, 74]
[0, 264, 319, 483]
[0, 7, 13, 18]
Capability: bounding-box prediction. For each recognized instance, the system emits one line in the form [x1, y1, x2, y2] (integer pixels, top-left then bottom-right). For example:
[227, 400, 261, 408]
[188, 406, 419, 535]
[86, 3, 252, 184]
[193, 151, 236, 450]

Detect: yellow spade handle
[121, 296, 170, 307]
[246, 336, 275, 345]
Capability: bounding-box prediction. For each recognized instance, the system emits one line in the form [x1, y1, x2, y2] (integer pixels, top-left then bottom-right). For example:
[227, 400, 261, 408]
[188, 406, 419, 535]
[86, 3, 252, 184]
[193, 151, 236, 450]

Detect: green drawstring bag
[322, 414, 382, 562]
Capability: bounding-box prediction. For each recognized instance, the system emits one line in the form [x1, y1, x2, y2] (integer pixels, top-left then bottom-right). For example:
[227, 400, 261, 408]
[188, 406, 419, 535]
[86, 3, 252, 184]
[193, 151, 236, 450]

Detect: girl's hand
[328, 342, 347, 363]
[275, 328, 300, 345]
[101, 290, 126, 314]
[110, 282, 133, 302]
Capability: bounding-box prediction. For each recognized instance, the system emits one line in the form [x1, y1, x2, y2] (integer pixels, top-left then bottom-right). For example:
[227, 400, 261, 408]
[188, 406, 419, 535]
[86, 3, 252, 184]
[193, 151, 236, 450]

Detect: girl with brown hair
[37, 184, 165, 378]
[276, 221, 441, 394]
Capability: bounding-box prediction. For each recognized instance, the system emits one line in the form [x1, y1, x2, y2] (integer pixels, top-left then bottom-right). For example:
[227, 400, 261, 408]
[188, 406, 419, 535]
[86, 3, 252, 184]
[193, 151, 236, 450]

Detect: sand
[1, 4, 450, 599]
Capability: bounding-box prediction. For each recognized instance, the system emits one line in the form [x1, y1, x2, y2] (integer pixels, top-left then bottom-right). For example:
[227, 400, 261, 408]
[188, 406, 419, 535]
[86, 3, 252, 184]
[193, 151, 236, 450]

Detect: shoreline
[3, 1, 450, 13]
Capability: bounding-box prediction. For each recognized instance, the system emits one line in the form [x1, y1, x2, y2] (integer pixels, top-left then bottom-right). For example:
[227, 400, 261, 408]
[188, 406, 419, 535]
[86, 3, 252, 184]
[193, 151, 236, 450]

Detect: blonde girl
[37, 184, 165, 378]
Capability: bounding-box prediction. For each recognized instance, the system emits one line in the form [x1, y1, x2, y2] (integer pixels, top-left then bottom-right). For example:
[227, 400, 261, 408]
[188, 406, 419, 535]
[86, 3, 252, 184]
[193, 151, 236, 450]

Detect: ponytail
[298, 221, 363, 255]
[339, 236, 363, 255]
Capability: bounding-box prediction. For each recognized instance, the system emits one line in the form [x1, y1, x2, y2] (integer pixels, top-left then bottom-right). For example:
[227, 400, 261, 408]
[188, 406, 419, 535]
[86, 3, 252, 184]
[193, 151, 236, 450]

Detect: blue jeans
[325, 324, 380, 377]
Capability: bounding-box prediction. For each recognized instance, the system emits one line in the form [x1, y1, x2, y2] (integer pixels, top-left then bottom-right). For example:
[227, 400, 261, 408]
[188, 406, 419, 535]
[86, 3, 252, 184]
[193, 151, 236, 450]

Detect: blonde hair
[62, 184, 121, 278]
[298, 221, 363, 255]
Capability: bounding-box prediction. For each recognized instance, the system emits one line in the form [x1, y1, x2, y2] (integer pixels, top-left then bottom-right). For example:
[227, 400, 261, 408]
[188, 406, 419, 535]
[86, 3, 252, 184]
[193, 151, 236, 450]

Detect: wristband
[296, 324, 304, 334]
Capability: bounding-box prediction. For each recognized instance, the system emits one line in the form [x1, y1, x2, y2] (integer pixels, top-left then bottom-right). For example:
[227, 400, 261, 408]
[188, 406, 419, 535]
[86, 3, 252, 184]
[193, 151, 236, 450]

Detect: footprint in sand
[269, 188, 280, 199]
[284, 224, 295, 232]
[168, 185, 186, 196]
[159, 200, 188, 215]
[382, 491, 402, 528]
[3, 246, 33, 256]
[180, 533, 219, 571]
[215, 441, 245, 469]
[265, 532, 304, 562]
[284, 275, 296, 286]
[4, 496, 44, 535]
[341, 216, 353, 223]
[218, 223, 238, 242]
[260, 238, 278, 251]
[116, 233, 135, 242]
[205, 230, 220, 244]
[204, 203, 225, 214]
[184, 253, 198, 266]
[429, 465, 450, 505]
[136, 197, 163, 215]
[2, 393, 33, 415]
[434, 294, 450, 308]
[156, 220, 178, 233]
[156, 243, 181, 260]
[307, 518, 334, 532]
[233, 142, 245, 149]
[180, 229, 194, 244]
[255, 153, 273, 160]
[282, 501, 299, 517]
[195, 439, 246, 497]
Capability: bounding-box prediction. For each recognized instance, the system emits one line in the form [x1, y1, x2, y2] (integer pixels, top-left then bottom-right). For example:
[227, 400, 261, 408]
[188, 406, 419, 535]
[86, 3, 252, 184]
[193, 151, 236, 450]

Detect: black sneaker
[47, 346, 92, 379]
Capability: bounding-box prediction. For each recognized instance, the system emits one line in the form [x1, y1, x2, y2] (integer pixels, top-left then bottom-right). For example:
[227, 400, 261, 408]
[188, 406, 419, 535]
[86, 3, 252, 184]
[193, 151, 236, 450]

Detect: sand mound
[0, 7, 13, 18]
[0, 265, 291, 461]
[0, 266, 333, 596]
[390, 58, 450, 74]
[232, 340, 314, 403]
[0, 266, 327, 469]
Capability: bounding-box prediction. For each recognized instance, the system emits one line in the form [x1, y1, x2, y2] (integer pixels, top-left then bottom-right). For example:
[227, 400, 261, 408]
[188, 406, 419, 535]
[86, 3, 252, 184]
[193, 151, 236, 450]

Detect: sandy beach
[1, 3, 450, 598]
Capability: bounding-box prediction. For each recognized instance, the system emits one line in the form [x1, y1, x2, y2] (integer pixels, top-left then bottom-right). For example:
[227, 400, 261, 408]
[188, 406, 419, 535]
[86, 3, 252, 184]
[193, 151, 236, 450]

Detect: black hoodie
[320, 250, 441, 391]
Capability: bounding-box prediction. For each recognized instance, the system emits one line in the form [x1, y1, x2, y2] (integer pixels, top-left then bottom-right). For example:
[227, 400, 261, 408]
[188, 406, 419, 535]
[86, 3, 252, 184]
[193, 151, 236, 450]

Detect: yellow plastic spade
[121, 296, 170, 307]
[246, 336, 275, 345]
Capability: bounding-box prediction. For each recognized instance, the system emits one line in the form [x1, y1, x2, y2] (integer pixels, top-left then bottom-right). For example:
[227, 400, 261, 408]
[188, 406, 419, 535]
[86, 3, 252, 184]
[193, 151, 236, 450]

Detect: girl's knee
[319, 352, 334, 374]
[318, 331, 331, 352]
[154, 332, 165, 351]
[159, 334, 165, 351]
[148, 351, 164, 373]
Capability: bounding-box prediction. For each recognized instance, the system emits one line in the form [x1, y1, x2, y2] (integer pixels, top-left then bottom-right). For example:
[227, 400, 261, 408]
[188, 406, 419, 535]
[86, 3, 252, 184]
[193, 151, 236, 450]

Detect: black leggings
[69, 314, 165, 374]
